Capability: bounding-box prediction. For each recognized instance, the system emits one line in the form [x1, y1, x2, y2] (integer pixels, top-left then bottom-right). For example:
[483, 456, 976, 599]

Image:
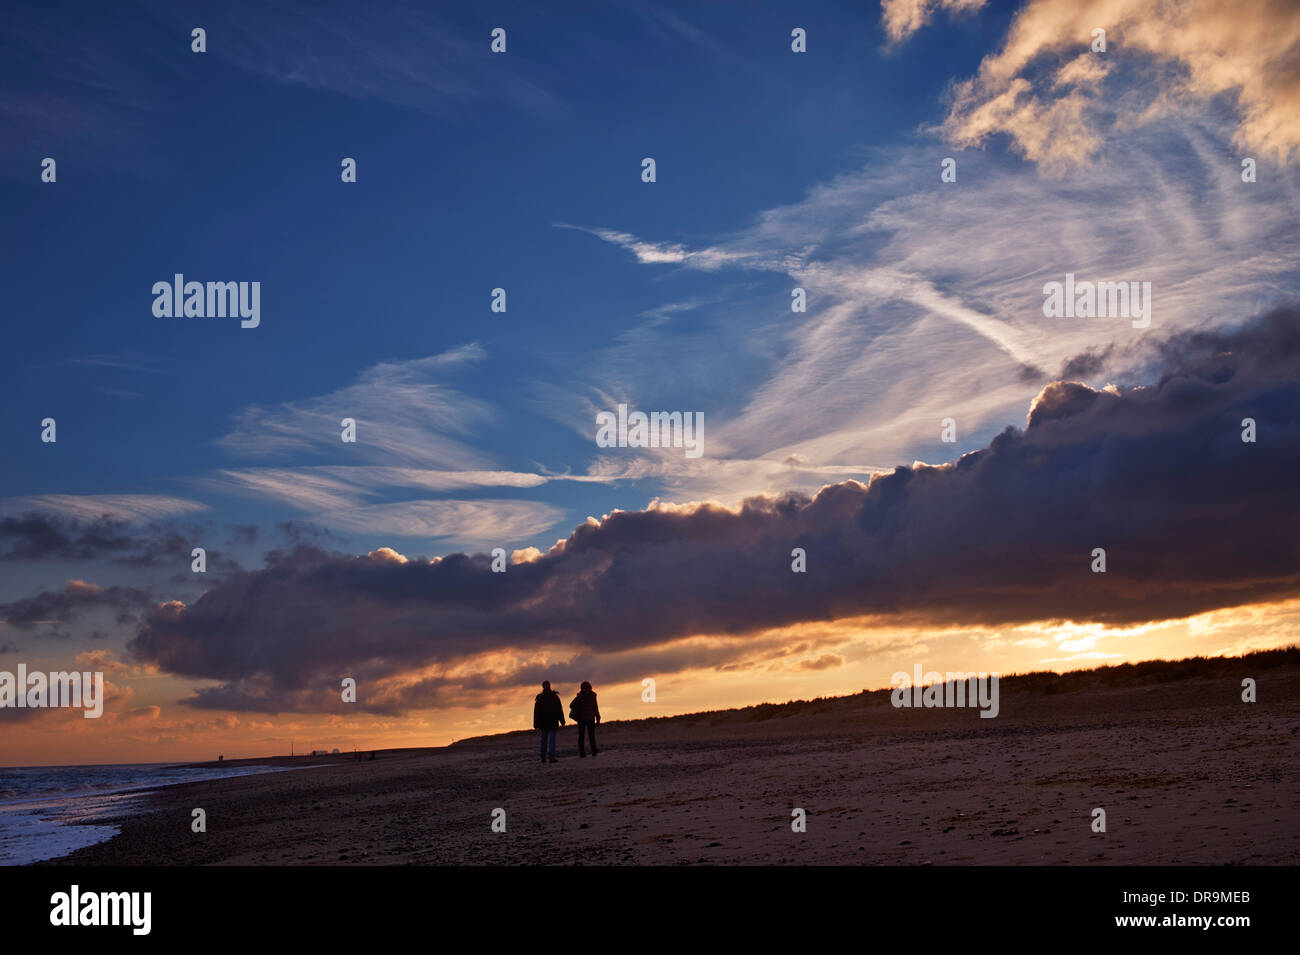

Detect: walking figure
[570, 681, 600, 758]
[533, 680, 565, 764]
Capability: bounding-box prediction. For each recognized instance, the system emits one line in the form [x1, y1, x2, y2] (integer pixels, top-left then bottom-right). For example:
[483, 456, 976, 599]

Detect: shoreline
[30, 650, 1300, 866]
[0, 762, 334, 866]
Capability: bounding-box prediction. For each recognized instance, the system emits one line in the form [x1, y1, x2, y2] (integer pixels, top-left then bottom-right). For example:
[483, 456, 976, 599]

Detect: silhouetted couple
[533, 680, 600, 763]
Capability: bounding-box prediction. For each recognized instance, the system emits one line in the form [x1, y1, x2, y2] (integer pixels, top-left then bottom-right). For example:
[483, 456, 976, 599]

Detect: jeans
[539, 728, 557, 760]
[577, 719, 597, 756]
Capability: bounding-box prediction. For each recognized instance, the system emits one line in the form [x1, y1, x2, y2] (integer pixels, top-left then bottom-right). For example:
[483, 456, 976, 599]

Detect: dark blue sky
[2, 1, 1021, 559]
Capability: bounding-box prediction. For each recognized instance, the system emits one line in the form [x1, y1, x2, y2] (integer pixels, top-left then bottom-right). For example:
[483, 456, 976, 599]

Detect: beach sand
[39, 656, 1300, 865]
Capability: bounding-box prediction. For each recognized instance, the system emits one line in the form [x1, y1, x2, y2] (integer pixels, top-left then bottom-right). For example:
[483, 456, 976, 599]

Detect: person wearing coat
[533, 681, 565, 763]
[569, 681, 601, 758]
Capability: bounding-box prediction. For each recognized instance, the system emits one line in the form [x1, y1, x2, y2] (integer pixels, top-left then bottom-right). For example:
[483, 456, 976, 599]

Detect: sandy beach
[38, 652, 1300, 866]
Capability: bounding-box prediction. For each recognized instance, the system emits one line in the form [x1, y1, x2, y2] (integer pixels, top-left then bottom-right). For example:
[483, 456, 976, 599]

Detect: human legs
[578, 719, 597, 756]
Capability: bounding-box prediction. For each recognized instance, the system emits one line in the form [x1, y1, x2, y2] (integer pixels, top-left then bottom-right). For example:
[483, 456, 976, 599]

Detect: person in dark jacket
[533, 681, 565, 763]
[569, 681, 600, 758]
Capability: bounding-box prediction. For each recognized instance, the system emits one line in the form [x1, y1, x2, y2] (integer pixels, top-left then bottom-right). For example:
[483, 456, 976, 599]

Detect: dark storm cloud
[0, 514, 246, 578]
[129, 308, 1300, 713]
[1059, 343, 1115, 380]
[0, 514, 139, 562]
[0, 514, 181, 566]
[0, 581, 155, 631]
[1016, 362, 1047, 384]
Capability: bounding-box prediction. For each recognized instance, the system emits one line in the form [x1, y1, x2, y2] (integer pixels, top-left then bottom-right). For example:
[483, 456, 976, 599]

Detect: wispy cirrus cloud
[553, 224, 763, 271]
[31, 353, 174, 375]
[2, 0, 565, 179]
[194, 468, 578, 543]
[619, 0, 746, 65]
[193, 469, 370, 512]
[197, 466, 599, 512]
[313, 499, 564, 545]
[141, 0, 563, 117]
[564, 114, 1300, 503]
[0, 495, 208, 523]
[215, 345, 493, 468]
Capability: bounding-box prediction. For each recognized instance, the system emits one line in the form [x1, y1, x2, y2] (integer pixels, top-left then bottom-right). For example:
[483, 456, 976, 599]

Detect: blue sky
[1, 1, 1024, 559]
[6, 0, 1293, 562]
[3, 0, 1300, 762]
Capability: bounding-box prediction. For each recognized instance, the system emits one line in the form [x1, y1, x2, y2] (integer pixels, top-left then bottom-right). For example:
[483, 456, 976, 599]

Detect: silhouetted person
[570, 681, 600, 758]
[534, 680, 565, 764]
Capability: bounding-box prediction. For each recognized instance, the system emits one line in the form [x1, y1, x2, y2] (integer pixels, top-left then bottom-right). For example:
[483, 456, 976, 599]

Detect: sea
[0, 762, 316, 865]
